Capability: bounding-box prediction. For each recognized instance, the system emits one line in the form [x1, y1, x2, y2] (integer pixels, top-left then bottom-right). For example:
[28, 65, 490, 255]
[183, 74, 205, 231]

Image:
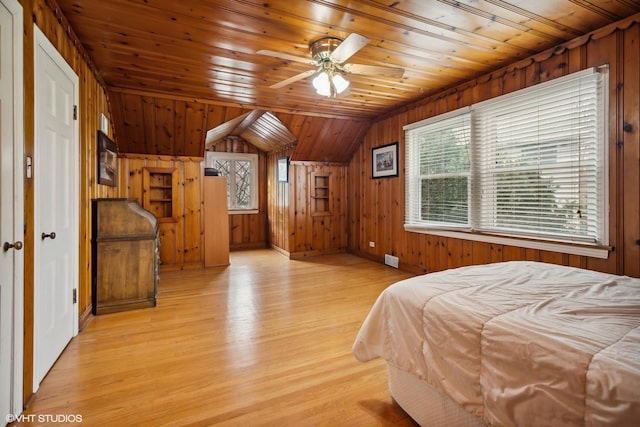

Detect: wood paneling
[51, 2, 640, 167]
[622, 23, 640, 278]
[110, 88, 370, 163]
[110, 91, 208, 157]
[55, 1, 640, 120]
[204, 110, 297, 155]
[349, 20, 640, 278]
[267, 148, 292, 253]
[278, 113, 371, 164]
[268, 150, 349, 257]
[118, 154, 205, 271]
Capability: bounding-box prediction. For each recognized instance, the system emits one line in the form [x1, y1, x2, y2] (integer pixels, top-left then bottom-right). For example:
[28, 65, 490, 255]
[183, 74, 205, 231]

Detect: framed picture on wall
[277, 157, 289, 182]
[100, 113, 110, 133]
[97, 130, 118, 187]
[372, 142, 399, 178]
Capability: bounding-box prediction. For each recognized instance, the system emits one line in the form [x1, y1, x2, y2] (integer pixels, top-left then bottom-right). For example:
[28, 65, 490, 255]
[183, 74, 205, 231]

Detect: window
[405, 67, 608, 250]
[406, 111, 471, 227]
[206, 152, 258, 212]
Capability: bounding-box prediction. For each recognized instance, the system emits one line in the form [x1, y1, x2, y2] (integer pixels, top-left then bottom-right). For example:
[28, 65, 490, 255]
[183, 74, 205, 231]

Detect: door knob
[3, 241, 23, 252]
[41, 232, 56, 240]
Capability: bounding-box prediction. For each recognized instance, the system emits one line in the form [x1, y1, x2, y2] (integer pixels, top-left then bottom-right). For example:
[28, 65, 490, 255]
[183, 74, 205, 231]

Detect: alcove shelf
[143, 167, 177, 222]
[311, 172, 331, 216]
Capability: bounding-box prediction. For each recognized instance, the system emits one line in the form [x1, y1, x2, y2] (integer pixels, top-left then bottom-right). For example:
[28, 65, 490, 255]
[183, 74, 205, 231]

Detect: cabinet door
[95, 239, 156, 314]
[92, 199, 158, 314]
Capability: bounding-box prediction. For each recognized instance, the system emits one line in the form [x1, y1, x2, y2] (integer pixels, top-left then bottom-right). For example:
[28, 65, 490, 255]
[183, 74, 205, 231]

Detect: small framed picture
[372, 142, 399, 178]
[100, 113, 110, 133]
[97, 130, 118, 187]
[277, 157, 289, 182]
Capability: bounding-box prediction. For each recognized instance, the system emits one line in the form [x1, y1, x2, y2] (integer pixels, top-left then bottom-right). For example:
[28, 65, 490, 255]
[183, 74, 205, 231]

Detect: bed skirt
[388, 364, 485, 427]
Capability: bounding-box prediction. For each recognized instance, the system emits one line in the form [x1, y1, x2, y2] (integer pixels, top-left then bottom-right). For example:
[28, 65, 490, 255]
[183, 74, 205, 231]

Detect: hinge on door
[73, 288, 77, 304]
[73, 105, 78, 120]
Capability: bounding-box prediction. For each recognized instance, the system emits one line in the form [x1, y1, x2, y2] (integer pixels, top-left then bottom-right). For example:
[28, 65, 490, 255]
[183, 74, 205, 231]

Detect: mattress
[352, 261, 640, 426]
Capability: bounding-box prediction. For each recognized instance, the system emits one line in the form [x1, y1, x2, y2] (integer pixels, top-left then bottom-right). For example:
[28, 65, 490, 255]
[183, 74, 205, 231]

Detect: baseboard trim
[79, 304, 93, 331]
[288, 247, 347, 260]
[230, 242, 268, 251]
[269, 244, 290, 258]
[159, 262, 204, 272]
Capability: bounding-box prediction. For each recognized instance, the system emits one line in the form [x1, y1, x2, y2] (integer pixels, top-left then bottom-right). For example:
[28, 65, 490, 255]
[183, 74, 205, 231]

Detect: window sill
[404, 225, 610, 259]
[229, 209, 259, 215]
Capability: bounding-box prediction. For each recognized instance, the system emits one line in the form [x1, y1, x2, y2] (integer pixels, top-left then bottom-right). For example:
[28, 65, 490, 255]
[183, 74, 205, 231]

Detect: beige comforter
[352, 261, 640, 426]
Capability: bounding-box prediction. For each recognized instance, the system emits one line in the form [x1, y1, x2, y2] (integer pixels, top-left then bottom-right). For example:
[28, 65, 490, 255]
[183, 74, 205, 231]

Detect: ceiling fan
[257, 33, 404, 97]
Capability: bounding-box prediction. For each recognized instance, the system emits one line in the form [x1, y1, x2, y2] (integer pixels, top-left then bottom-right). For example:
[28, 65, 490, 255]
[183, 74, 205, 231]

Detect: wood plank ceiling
[55, 0, 640, 161]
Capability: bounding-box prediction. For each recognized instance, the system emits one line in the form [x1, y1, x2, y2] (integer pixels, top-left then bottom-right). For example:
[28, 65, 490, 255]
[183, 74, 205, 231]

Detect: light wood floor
[19, 249, 419, 426]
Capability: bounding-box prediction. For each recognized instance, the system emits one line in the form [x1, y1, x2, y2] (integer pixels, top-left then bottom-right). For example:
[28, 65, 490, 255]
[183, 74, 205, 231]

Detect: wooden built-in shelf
[311, 172, 331, 216]
[143, 167, 177, 220]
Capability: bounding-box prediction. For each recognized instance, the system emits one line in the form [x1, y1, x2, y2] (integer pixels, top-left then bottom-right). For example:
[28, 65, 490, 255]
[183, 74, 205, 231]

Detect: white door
[33, 26, 79, 391]
[0, 0, 24, 419]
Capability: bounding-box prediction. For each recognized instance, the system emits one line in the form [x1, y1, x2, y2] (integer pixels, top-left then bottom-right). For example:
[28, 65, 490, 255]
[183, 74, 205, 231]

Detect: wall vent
[384, 254, 399, 268]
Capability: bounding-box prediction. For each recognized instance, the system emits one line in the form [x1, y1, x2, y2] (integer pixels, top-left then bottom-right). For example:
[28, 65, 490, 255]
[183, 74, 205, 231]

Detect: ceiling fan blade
[269, 69, 317, 89]
[256, 49, 312, 65]
[329, 33, 370, 64]
[344, 63, 405, 78]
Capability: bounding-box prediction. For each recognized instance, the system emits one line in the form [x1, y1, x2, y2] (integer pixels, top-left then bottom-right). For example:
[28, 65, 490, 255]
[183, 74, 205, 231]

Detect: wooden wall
[110, 90, 208, 157]
[109, 87, 372, 163]
[117, 148, 268, 271]
[349, 19, 640, 278]
[268, 149, 349, 257]
[267, 149, 292, 253]
[117, 155, 204, 271]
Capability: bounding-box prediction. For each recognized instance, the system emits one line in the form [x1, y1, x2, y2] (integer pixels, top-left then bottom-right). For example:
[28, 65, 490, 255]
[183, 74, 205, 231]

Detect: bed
[352, 261, 640, 426]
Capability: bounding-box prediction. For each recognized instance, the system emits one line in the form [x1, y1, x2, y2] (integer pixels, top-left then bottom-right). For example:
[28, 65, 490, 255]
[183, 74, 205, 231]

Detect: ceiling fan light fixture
[332, 73, 349, 93]
[260, 33, 405, 94]
[312, 69, 349, 97]
[312, 71, 331, 96]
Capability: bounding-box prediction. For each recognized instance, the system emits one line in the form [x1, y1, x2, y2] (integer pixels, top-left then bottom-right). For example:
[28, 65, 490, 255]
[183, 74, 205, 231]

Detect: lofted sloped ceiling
[204, 110, 296, 153]
[56, 0, 640, 160]
[108, 89, 371, 162]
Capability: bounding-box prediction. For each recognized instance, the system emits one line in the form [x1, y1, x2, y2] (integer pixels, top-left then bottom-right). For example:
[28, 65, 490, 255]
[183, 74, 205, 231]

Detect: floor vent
[384, 254, 399, 268]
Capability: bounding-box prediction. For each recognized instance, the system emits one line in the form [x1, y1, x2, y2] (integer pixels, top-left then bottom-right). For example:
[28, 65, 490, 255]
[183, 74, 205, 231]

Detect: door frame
[0, 0, 24, 417]
[32, 24, 79, 391]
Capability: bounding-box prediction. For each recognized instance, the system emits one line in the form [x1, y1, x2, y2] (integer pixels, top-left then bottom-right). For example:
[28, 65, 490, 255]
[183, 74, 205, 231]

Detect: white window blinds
[405, 111, 471, 227]
[473, 68, 607, 243]
[405, 67, 608, 245]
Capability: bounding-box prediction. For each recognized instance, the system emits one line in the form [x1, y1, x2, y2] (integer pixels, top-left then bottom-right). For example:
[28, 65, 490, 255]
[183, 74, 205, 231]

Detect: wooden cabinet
[92, 199, 159, 314]
[203, 176, 230, 267]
